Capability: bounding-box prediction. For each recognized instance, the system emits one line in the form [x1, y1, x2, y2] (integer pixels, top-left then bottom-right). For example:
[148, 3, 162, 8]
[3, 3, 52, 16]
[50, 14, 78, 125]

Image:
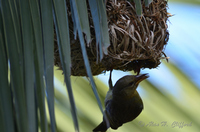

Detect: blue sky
[166, 3, 200, 88]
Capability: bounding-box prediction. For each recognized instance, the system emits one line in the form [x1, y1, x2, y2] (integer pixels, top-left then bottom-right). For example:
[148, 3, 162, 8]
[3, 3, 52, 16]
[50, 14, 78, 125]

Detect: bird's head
[112, 74, 149, 98]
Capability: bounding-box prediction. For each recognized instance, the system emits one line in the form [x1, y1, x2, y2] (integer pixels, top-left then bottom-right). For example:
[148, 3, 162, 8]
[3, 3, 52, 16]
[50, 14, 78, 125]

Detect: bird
[93, 70, 149, 132]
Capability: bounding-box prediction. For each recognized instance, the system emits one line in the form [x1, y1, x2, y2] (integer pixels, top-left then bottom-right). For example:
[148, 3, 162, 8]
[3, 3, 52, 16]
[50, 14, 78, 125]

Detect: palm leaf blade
[1, 0, 28, 131]
[0, 11, 15, 132]
[71, 0, 91, 43]
[70, 0, 104, 115]
[88, 0, 110, 60]
[134, 0, 142, 16]
[52, 0, 79, 131]
[18, 0, 37, 131]
[144, 0, 153, 7]
[40, 0, 56, 131]
[29, 0, 48, 131]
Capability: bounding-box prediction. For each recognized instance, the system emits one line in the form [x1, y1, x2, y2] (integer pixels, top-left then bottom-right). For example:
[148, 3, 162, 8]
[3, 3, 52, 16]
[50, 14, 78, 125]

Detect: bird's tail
[93, 122, 108, 132]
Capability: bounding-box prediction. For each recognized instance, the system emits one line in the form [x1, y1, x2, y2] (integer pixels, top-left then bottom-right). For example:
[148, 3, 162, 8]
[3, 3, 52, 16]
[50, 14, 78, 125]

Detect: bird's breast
[105, 94, 143, 129]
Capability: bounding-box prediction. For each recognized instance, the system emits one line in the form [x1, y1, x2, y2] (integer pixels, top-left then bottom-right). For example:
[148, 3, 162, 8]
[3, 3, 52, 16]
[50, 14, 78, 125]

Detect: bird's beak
[135, 73, 149, 85]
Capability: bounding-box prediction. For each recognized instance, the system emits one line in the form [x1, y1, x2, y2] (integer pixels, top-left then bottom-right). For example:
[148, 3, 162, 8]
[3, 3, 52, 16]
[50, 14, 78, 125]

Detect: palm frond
[53, 0, 79, 131]
[40, 0, 55, 131]
[0, 10, 15, 132]
[70, 0, 104, 116]
[1, 1, 28, 131]
[18, 0, 36, 131]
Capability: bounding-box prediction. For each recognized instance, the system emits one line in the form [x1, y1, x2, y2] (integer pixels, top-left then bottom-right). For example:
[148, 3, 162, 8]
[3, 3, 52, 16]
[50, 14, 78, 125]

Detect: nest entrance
[54, 0, 170, 76]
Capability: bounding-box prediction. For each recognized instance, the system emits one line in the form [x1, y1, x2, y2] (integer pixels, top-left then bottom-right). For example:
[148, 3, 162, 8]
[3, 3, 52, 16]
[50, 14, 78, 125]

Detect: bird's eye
[129, 82, 134, 86]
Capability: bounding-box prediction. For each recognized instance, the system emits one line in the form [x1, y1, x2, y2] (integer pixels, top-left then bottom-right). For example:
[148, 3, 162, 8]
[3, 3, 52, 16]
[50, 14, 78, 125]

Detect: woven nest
[54, 0, 170, 76]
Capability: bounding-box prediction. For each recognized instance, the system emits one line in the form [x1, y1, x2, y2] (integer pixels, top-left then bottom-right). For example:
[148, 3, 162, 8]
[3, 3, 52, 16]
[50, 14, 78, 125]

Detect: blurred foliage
[54, 60, 200, 132]
[169, 0, 200, 5]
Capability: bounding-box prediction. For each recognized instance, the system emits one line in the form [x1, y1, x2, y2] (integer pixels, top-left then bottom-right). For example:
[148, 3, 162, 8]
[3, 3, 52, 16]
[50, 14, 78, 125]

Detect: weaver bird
[93, 70, 149, 132]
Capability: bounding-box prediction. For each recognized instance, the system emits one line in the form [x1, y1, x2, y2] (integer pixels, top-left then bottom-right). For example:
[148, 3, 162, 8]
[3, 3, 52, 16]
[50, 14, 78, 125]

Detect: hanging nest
[54, 0, 170, 76]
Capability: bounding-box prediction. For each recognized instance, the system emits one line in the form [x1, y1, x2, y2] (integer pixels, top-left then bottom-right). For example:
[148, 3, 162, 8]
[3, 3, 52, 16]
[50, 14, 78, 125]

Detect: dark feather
[93, 73, 149, 131]
[93, 122, 107, 132]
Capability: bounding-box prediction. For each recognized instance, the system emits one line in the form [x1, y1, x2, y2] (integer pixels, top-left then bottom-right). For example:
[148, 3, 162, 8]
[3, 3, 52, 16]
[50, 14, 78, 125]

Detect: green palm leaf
[0, 10, 15, 132]
[53, 0, 79, 131]
[70, 0, 104, 117]
[40, 0, 55, 131]
[1, 1, 28, 131]
[18, 0, 36, 131]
